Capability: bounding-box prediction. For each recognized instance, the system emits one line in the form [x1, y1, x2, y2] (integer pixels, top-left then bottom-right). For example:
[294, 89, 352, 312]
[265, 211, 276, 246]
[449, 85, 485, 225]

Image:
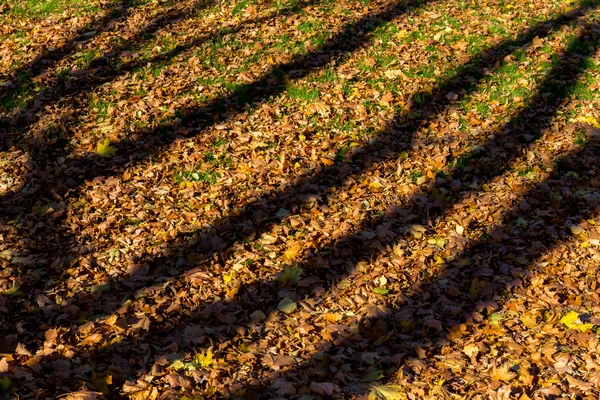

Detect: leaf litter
[1, 0, 600, 398]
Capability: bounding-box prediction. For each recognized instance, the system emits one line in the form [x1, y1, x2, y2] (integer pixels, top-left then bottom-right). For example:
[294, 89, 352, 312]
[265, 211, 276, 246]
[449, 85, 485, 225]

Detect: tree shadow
[0, 0, 132, 103]
[0, 0, 439, 300]
[1, 0, 599, 398]
[0, 0, 323, 292]
[219, 17, 600, 399]
[0, 0, 218, 131]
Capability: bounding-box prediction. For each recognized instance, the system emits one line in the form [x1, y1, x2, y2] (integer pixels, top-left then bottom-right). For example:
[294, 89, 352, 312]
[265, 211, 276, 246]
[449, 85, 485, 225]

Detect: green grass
[287, 85, 320, 102]
[574, 131, 587, 145]
[409, 170, 424, 183]
[212, 138, 229, 148]
[232, 0, 251, 16]
[4, 0, 103, 18]
[298, 20, 323, 33]
[0, 84, 36, 112]
[89, 96, 112, 122]
[203, 151, 233, 167]
[175, 168, 221, 184]
[335, 145, 350, 161]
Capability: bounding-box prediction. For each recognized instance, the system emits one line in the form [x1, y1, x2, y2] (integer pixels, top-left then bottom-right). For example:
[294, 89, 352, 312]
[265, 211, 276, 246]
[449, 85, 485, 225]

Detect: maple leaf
[491, 363, 517, 383]
[560, 311, 594, 332]
[96, 139, 116, 158]
[278, 265, 303, 285]
[194, 349, 213, 368]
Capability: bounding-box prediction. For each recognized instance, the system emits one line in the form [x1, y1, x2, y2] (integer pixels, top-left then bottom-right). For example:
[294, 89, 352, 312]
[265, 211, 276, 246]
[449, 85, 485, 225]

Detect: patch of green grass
[335, 145, 350, 161]
[287, 85, 320, 102]
[310, 32, 328, 47]
[174, 168, 221, 184]
[89, 96, 111, 122]
[476, 102, 490, 117]
[357, 60, 376, 73]
[517, 165, 534, 177]
[212, 138, 229, 148]
[6, 0, 100, 18]
[314, 68, 337, 84]
[373, 23, 398, 44]
[0, 84, 35, 112]
[574, 131, 587, 145]
[450, 151, 474, 170]
[298, 20, 322, 33]
[409, 170, 423, 183]
[232, 0, 250, 15]
[203, 151, 233, 167]
[74, 48, 100, 68]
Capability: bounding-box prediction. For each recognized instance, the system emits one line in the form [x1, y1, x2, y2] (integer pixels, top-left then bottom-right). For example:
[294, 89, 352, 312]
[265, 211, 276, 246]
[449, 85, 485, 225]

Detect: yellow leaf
[298, 134, 306, 141]
[395, 29, 409, 40]
[81, 333, 103, 346]
[294, 162, 301, 169]
[576, 115, 600, 129]
[491, 363, 517, 383]
[369, 181, 382, 189]
[463, 343, 479, 358]
[223, 274, 233, 284]
[97, 139, 116, 158]
[369, 384, 407, 400]
[104, 315, 118, 326]
[283, 243, 303, 261]
[323, 312, 343, 323]
[127, 386, 158, 400]
[570, 226, 585, 236]
[195, 349, 213, 368]
[560, 311, 594, 332]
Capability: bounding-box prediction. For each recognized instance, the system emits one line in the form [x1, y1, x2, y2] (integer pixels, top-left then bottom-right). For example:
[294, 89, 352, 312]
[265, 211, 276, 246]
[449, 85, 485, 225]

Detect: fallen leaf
[560, 311, 594, 332]
[369, 384, 407, 400]
[310, 382, 340, 396]
[277, 298, 297, 314]
[97, 139, 116, 158]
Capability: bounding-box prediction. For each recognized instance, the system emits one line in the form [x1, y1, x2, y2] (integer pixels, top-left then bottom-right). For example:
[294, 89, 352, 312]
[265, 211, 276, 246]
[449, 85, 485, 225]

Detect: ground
[1, 0, 600, 398]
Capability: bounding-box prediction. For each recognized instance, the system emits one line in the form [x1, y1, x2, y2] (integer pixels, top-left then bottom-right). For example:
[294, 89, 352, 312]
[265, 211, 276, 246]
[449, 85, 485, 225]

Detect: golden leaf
[195, 349, 213, 368]
[97, 139, 116, 158]
[576, 115, 600, 129]
[491, 363, 517, 383]
[369, 384, 407, 400]
[283, 243, 303, 261]
[463, 343, 479, 358]
[560, 311, 594, 332]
